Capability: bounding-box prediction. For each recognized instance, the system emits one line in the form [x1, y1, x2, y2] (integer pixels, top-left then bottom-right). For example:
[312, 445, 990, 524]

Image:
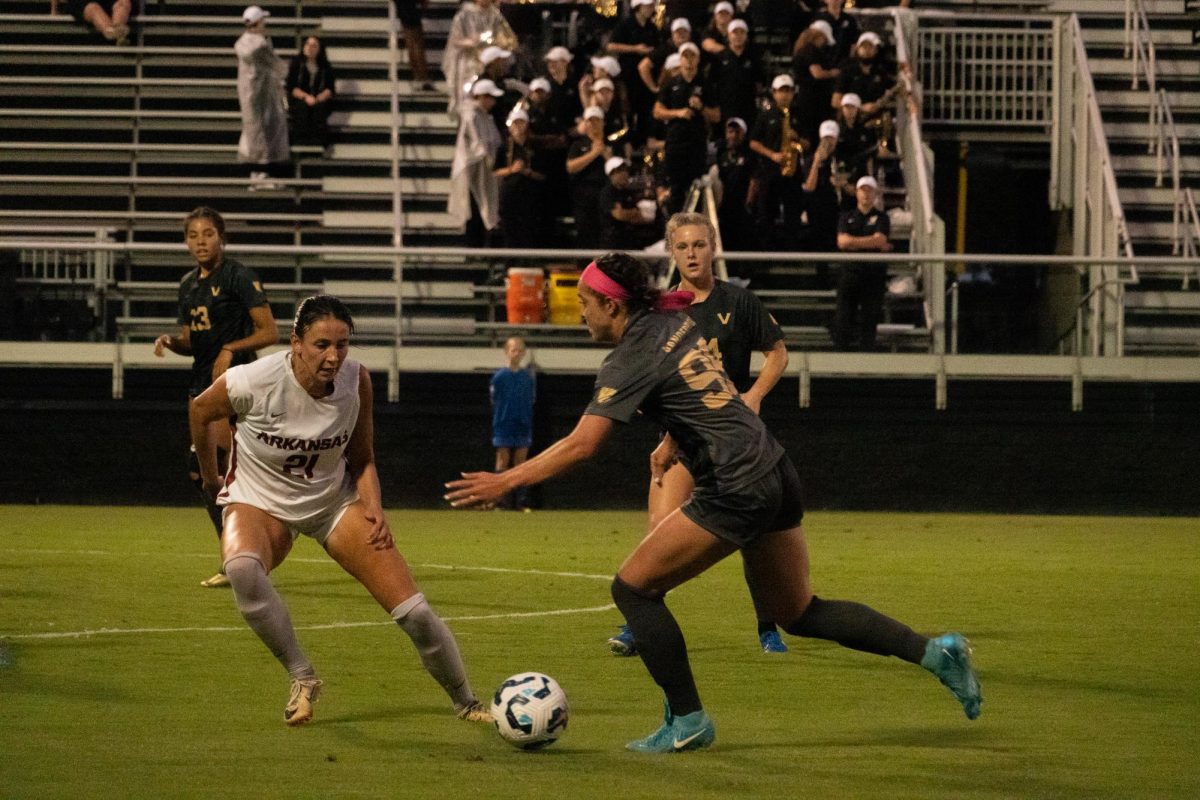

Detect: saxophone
[779, 105, 805, 177]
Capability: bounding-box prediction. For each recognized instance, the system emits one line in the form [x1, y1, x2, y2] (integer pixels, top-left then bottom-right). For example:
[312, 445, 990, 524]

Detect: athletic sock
[391, 593, 476, 710]
[611, 576, 702, 716]
[224, 553, 315, 679]
[783, 596, 928, 664]
[757, 621, 777, 635]
[187, 445, 224, 538]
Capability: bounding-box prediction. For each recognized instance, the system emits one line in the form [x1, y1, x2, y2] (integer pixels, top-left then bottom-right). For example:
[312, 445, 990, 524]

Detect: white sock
[391, 593, 476, 710]
[224, 553, 315, 680]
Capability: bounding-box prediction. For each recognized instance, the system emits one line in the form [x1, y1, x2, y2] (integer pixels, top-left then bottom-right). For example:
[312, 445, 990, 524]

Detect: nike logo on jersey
[211, 287, 221, 297]
[718, 313, 731, 325]
[673, 731, 705, 750]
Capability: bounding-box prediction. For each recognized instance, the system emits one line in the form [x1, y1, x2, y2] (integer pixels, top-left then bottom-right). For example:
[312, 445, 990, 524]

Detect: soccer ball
[490, 672, 569, 750]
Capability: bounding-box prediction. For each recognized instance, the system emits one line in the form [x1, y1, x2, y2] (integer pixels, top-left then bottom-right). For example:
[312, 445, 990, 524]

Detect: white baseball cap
[678, 41, 700, 57]
[583, 105, 605, 120]
[480, 46, 512, 66]
[670, 18, 691, 33]
[470, 78, 504, 98]
[529, 77, 551, 94]
[809, 20, 835, 46]
[856, 175, 879, 190]
[631, 0, 655, 7]
[840, 92, 862, 108]
[819, 120, 840, 139]
[857, 31, 883, 48]
[592, 77, 614, 92]
[507, 107, 529, 125]
[544, 46, 572, 63]
[726, 116, 747, 132]
[591, 55, 621, 77]
[664, 53, 682, 71]
[242, 5, 269, 24]
[771, 73, 795, 90]
[714, 1, 734, 14]
[728, 19, 748, 33]
[604, 156, 629, 176]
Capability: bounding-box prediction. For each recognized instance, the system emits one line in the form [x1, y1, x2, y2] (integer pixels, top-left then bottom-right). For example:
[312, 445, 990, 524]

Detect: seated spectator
[802, 119, 841, 253]
[654, 42, 718, 214]
[792, 19, 840, 144]
[707, 18, 765, 132]
[813, 0, 860, 64]
[834, 92, 876, 187]
[566, 106, 611, 249]
[748, 74, 807, 249]
[443, 0, 517, 121]
[495, 108, 547, 248]
[606, 0, 661, 146]
[598, 158, 659, 250]
[286, 36, 337, 148]
[543, 47, 582, 130]
[449, 79, 504, 246]
[833, 32, 897, 117]
[834, 175, 893, 351]
[68, 0, 133, 46]
[700, 1, 735, 55]
[713, 117, 755, 255]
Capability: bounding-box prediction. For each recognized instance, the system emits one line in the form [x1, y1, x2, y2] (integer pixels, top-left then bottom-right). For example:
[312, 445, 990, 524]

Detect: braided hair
[592, 252, 661, 313]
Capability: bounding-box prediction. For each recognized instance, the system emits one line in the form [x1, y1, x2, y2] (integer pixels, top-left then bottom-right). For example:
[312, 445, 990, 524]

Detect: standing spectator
[566, 106, 611, 249]
[654, 42, 717, 214]
[392, 0, 434, 90]
[835, 92, 876, 186]
[581, 56, 628, 132]
[813, 0, 860, 64]
[527, 77, 571, 242]
[448, 79, 504, 246]
[664, 0, 710, 40]
[598, 157, 658, 250]
[589, 78, 631, 155]
[495, 108, 546, 248]
[443, 0, 516, 121]
[714, 117, 755, 255]
[833, 32, 897, 116]
[607, 0, 660, 147]
[286, 36, 337, 148]
[803, 119, 842, 256]
[490, 336, 536, 511]
[749, 74, 807, 250]
[236, 6, 289, 189]
[700, 1, 735, 55]
[478, 46, 525, 134]
[706, 18, 765, 132]
[639, 17, 693, 99]
[834, 176, 893, 351]
[68, 0, 133, 45]
[543, 47, 582, 130]
[792, 19, 840, 144]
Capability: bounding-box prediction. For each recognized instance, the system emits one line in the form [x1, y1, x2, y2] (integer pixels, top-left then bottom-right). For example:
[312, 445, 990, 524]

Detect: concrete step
[1098, 89, 1200, 111]
[1128, 219, 1186, 240]
[1125, 291, 1200, 311]
[323, 210, 457, 230]
[1104, 120, 1200, 141]
[329, 143, 454, 163]
[1112, 152, 1200, 175]
[1048, 0, 1189, 14]
[1082, 27, 1199, 47]
[323, 176, 450, 196]
[327, 110, 455, 131]
[1119, 185, 1188, 207]
[1088, 57, 1198, 78]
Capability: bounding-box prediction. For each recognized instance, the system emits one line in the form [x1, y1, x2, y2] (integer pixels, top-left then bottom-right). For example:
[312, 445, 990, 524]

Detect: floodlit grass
[1, 507, 1196, 799]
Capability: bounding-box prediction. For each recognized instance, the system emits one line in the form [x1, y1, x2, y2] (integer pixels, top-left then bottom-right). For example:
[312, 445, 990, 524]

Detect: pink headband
[580, 261, 694, 312]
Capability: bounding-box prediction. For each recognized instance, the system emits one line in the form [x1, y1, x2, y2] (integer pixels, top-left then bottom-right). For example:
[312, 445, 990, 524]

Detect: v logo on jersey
[211, 286, 221, 297]
[597, 387, 617, 404]
[717, 313, 731, 325]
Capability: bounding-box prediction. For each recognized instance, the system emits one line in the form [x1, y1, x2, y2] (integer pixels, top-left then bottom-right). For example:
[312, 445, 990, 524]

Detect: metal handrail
[1181, 189, 1200, 284]
[889, 8, 936, 244]
[1157, 91, 1184, 254]
[1126, 0, 1157, 95]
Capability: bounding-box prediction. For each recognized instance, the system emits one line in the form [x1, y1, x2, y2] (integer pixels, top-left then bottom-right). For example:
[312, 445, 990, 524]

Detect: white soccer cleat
[284, 678, 323, 726]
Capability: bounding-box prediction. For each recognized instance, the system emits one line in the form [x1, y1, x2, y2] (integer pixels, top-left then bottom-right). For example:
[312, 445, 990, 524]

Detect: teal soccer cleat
[759, 629, 789, 653]
[607, 624, 637, 657]
[922, 632, 982, 720]
[626, 702, 716, 754]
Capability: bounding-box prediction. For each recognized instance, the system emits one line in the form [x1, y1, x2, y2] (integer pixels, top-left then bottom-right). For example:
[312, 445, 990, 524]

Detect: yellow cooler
[547, 269, 582, 325]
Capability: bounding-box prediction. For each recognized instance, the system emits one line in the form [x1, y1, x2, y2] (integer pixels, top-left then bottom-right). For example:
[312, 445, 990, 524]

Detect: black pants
[664, 139, 707, 215]
[834, 263, 888, 351]
[754, 171, 806, 250]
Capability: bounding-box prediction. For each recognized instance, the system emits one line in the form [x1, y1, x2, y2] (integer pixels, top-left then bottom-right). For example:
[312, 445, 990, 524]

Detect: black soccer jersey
[584, 310, 784, 492]
[175, 257, 269, 396]
[675, 281, 783, 392]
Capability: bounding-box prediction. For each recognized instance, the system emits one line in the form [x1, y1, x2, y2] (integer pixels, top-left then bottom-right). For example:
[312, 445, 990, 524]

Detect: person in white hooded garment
[236, 6, 289, 186]
[448, 79, 504, 245]
[442, 0, 516, 122]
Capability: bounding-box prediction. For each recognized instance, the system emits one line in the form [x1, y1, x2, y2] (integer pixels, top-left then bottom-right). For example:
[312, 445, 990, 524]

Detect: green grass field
[1, 507, 1196, 799]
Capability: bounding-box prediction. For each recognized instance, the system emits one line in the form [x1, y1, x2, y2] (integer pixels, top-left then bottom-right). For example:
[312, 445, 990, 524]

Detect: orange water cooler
[505, 267, 545, 324]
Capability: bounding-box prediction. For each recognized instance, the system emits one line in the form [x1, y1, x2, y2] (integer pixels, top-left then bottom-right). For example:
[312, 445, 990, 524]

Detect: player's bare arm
[211, 304, 280, 379]
[188, 374, 235, 497]
[154, 325, 192, 358]
[742, 340, 789, 414]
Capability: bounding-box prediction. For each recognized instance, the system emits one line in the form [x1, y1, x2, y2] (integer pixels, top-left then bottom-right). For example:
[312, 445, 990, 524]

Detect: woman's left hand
[364, 505, 394, 550]
[445, 471, 509, 508]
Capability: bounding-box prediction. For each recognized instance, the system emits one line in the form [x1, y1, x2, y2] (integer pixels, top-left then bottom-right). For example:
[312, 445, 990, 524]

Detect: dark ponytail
[592, 252, 661, 313]
[293, 295, 355, 338]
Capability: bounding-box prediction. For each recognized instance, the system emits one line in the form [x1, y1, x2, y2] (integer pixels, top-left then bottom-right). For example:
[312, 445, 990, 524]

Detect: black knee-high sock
[187, 446, 223, 537]
[783, 596, 928, 664]
[611, 576, 702, 716]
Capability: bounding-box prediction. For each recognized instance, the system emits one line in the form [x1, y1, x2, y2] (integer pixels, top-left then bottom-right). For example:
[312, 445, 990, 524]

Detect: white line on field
[0, 603, 617, 641]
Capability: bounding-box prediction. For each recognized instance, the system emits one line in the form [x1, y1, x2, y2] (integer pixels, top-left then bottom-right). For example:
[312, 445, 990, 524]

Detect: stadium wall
[1, 369, 1197, 516]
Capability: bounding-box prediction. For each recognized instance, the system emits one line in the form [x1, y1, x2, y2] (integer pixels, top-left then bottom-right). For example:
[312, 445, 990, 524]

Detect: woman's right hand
[201, 475, 224, 501]
[153, 334, 171, 357]
[649, 438, 680, 487]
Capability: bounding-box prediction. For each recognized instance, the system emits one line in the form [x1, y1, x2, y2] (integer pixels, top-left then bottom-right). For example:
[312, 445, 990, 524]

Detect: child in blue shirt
[490, 336, 536, 509]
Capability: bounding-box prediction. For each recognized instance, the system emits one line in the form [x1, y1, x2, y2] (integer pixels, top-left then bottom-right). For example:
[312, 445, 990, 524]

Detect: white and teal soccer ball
[490, 672, 569, 750]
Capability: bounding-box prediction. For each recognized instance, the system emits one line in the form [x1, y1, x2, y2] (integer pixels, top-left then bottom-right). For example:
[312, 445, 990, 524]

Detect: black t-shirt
[750, 103, 804, 177]
[835, 58, 894, 104]
[680, 281, 784, 391]
[657, 74, 710, 147]
[716, 141, 754, 212]
[610, 14, 661, 88]
[707, 45, 764, 126]
[838, 204, 891, 242]
[597, 183, 639, 249]
[584, 310, 785, 491]
[814, 9, 860, 63]
[566, 135, 607, 192]
[175, 258, 269, 396]
[496, 139, 539, 209]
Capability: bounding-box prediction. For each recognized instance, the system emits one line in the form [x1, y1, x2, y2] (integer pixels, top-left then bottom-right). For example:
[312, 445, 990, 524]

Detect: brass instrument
[865, 111, 894, 152]
[606, 124, 629, 143]
[779, 105, 805, 177]
[593, 0, 620, 19]
[654, 2, 666, 30]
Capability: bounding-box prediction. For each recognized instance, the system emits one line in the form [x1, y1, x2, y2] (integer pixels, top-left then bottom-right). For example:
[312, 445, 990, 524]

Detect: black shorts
[392, 0, 424, 28]
[681, 456, 805, 549]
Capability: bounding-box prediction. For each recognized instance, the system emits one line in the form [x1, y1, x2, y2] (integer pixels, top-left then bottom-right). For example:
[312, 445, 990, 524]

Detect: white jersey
[218, 350, 361, 525]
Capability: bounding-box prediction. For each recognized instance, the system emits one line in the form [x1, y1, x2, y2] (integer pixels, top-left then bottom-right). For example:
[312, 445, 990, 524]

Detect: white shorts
[223, 489, 359, 547]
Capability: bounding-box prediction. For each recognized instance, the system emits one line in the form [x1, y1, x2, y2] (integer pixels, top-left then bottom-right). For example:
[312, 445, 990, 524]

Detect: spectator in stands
[639, 17, 693, 99]
[835, 92, 876, 186]
[749, 74, 807, 250]
[664, 0, 711, 39]
[566, 106, 611, 249]
[478, 46, 526, 135]
[813, 0, 860, 63]
[236, 6, 289, 190]
[495, 108, 546, 248]
[526, 77, 571, 242]
[707, 19, 765, 132]
[700, 1, 735, 55]
[599, 157, 658, 250]
[833, 32, 898, 117]
[580, 56, 628, 133]
[286, 36, 337, 149]
[448, 79, 504, 247]
[392, 0, 434, 91]
[543, 46, 583, 134]
[589, 78, 631, 155]
[490, 336, 536, 511]
[803, 119, 842, 255]
[607, 0, 660, 147]
[792, 19, 840, 145]
[153, 206, 279, 589]
[654, 42, 717, 214]
[68, 0, 133, 46]
[713, 117, 754, 256]
[443, 0, 517, 121]
[834, 175, 893, 351]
